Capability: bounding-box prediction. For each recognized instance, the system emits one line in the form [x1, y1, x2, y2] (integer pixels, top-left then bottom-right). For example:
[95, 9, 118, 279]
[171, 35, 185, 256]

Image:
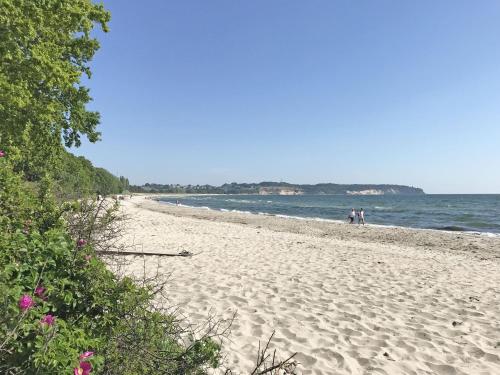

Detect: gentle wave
[431, 225, 470, 232]
[156, 194, 500, 235]
[222, 198, 260, 204]
[157, 199, 500, 237]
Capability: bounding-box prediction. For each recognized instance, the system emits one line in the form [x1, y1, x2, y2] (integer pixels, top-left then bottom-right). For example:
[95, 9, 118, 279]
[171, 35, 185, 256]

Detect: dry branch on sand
[223, 332, 298, 375]
[97, 249, 196, 257]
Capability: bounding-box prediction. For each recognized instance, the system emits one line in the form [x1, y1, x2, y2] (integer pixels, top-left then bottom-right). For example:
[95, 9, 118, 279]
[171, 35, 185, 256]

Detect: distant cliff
[225, 182, 424, 195]
[131, 182, 425, 195]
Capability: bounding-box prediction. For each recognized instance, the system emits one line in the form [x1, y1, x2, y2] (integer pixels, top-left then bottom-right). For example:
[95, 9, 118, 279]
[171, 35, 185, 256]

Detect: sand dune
[118, 196, 500, 374]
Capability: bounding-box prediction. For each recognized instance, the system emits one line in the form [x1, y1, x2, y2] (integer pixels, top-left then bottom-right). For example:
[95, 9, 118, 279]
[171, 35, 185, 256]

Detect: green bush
[54, 151, 127, 200]
[0, 152, 221, 374]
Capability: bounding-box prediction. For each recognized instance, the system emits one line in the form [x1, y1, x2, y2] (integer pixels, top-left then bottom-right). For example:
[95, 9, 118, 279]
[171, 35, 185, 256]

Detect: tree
[119, 176, 130, 191]
[0, 0, 110, 179]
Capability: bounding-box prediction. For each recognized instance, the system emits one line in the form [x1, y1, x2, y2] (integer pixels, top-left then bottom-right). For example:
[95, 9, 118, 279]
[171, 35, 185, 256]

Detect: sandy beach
[118, 195, 500, 374]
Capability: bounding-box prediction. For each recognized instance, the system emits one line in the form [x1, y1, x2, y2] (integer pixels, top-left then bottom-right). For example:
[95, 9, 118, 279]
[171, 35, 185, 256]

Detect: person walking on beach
[348, 208, 356, 224]
[358, 208, 365, 225]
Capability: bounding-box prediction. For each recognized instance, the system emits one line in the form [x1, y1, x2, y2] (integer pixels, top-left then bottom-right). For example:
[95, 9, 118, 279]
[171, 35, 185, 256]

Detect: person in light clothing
[348, 208, 356, 224]
[358, 208, 365, 225]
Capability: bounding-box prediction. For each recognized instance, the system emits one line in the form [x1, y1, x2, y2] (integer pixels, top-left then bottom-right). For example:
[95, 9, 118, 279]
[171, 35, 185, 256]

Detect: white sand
[118, 195, 500, 374]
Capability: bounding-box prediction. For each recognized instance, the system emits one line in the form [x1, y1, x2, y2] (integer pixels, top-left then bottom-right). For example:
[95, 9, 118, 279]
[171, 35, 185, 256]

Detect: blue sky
[76, 0, 500, 193]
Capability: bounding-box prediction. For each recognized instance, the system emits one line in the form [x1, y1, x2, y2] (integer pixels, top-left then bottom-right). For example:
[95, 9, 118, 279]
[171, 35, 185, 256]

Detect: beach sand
[117, 195, 500, 374]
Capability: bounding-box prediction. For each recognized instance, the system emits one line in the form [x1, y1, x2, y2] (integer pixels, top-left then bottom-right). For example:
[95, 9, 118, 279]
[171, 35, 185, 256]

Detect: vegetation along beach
[1, 1, 500, 374]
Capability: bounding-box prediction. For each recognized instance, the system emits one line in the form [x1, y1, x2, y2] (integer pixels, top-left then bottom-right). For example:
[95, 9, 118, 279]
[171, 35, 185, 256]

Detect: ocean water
[157, 194, 500, 235]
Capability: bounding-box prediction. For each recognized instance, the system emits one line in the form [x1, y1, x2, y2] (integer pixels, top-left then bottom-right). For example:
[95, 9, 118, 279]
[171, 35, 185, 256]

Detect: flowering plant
[40, 314, 55, 326]
[0, 159, 221, 374]
[18, 295, 35, 311]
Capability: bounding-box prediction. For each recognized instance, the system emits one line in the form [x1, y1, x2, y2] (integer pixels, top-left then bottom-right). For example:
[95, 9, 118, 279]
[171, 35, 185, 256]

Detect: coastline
[151, 193, 500, 238]
[119, 195, 500, 374]
[142, 195, 500, 260]
[153, 195, 500, 238]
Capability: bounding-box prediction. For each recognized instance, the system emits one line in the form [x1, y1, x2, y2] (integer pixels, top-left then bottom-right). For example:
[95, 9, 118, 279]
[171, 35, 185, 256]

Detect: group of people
[348, 208, 365, 225]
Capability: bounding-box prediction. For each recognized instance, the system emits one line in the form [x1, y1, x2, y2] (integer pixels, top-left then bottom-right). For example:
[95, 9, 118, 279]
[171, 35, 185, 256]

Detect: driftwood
[97, 250, 195, 257]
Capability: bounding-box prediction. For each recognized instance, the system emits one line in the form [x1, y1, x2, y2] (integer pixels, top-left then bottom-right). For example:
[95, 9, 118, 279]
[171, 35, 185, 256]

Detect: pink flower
[40, 314, 55, 326]
[77, 239, 87, 247]
[74, 361, 92, 375]
[34, 286, 46, 298]
[0, 150, 5, 157]
[18, 295, 35, 311]
[84, 255, 92, 262]
[79, 351, 94, 360]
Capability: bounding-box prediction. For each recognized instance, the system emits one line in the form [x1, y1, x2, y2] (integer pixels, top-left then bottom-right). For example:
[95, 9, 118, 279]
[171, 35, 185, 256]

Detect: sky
[75, 0, 500, 193]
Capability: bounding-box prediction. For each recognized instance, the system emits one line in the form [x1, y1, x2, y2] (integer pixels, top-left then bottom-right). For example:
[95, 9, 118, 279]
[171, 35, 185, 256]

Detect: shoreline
[153, 196, 500, 239]
[119, 195, 500, 374]
[138, 195, 500, 261]
[150, 193, 500, 238]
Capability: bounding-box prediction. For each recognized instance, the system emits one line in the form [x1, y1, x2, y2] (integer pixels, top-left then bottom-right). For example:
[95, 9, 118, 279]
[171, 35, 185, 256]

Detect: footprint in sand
[250, 315, 266, 325]
[311, 348, 345, 367]
[250, 324, 263, 337]
[295, 353, 318, 368]
[426, 363, 459, 375]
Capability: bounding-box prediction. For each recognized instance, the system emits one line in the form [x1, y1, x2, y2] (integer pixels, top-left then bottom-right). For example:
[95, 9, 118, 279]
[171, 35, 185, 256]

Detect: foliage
[0, 0, 110, 179]
[93, 168, 124, 196]
[131, 183, 225, 194]
[53, 150, 127, 199]
[0, 147, 68, 234]
[0, 152, 222, 375]
[53, 151, 95, 198]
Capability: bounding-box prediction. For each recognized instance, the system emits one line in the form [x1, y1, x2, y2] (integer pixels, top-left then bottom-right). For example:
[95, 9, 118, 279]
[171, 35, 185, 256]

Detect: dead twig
[96, 250, 198, 257]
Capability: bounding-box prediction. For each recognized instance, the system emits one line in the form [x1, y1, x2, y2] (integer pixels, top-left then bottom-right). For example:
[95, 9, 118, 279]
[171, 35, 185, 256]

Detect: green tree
[119, 176, 130, 192]
[54, 152, 95, 199]
[0, 0, 110, 179]
[94, 167, 123, 196]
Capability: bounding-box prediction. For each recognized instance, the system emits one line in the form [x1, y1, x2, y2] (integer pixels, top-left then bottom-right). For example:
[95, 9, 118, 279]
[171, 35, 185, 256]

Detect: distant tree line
[130, 182, 425, 195]
[53, 151, 129, 199]
[130, 183, 225, 194]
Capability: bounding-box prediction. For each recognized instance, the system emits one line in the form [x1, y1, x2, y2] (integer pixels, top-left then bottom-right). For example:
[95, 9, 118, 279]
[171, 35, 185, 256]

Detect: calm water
[158, 194, 500, 235]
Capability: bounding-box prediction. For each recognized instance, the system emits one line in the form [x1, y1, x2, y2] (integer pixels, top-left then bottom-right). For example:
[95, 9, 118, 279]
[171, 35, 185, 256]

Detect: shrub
[0, 152, 221, 374]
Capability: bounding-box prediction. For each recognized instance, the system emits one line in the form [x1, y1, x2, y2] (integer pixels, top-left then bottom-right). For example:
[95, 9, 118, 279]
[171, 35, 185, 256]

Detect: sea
[157, 194, 500, 236]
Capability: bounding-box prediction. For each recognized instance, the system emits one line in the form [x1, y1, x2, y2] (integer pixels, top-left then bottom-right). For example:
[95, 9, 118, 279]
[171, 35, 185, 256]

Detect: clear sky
[75, 0, 500, 193]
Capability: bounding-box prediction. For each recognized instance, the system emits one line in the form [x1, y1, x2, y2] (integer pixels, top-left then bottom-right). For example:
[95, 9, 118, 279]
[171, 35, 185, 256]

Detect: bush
[0, 152, 221, 374]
